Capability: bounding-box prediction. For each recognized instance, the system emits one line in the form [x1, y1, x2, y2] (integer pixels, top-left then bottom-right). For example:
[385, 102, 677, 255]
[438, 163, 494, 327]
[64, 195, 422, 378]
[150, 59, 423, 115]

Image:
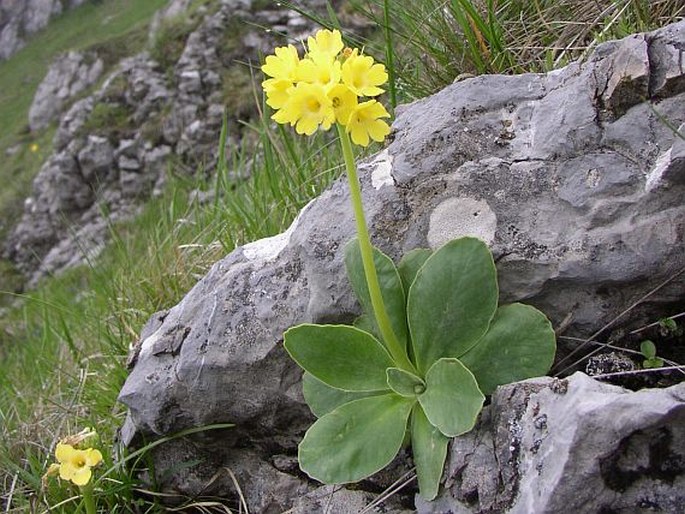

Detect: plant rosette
[284, 237, 556, 499]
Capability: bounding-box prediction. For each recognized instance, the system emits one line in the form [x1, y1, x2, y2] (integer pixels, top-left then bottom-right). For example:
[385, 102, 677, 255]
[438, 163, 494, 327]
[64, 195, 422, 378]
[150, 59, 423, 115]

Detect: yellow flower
[30, 143, 39, 153]
[55, 443, 102, 486]
[297, 53, 342, 89]
[327, 84, 358, 126]
[306, 29, 344, 60]
[273, 82, 335, 136]
[342, 49, 387, 97]
[261, 44, 300, 81]
[346, 100, 391, 147]
[263, 77, 294, 109]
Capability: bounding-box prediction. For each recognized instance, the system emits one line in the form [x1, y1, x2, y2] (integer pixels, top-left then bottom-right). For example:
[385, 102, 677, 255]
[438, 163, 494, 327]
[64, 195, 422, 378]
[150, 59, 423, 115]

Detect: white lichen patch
[242, 200, 313, 261]
[427, 197, 497, 249]
[645, 148, 672, 192]
[370, 149, 394, 189]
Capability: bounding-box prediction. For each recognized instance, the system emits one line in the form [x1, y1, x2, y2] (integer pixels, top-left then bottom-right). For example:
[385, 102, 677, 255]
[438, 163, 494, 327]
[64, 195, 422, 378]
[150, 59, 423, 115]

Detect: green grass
[1, 0, 684, 511]
[0, 0, 168, 147]
[0, 104, 345, 510]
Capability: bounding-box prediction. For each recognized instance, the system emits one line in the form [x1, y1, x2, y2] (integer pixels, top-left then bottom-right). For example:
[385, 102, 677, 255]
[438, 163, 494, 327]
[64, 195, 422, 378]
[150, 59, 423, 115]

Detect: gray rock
[29, 50, 104, 131]
[117, 155, 141, 171]
[118, 21, 685, 509]
[0, 0, 86, 60]
[5, 0, 299, 282]
[416, 373, 685, 514]
[77, 135, 114, 183]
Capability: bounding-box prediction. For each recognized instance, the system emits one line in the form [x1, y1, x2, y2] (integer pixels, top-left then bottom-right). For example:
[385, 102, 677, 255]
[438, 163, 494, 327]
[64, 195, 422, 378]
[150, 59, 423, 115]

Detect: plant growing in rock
[262, 28, 556, 500]
[640, 340, 664, 369]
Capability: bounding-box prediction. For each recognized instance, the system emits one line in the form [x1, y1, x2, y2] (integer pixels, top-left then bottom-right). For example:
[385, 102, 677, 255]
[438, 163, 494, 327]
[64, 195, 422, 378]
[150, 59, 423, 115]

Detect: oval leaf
[303, 372, 379, 418]
[353, 314, 379, 340]
[387, 368, 426, 398]
[411, 404, 450, 501]
[345, 239, 408, 352]
[284, 324, 393, 392]
[398, 248, 432, 292]
[408, 237, 498, 373]
[299, 394, 415, 484]
[418, 358, 485, 437]
[460, 304, 556, 395]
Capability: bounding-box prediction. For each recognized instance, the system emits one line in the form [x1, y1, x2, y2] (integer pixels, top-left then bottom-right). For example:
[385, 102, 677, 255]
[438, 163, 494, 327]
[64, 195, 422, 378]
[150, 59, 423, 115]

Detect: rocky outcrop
[117, 21, 685, 511]
[417, 373, 685, 514]
[28, 50, 104, 131]
[0, 0, 86, 60]
[4, 0, 331, 285]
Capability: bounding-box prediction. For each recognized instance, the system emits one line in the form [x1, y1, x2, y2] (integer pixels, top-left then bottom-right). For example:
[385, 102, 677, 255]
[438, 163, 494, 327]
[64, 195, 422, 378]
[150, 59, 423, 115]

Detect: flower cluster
[44, 428, 103, 486]
[262, 29, 391, 147]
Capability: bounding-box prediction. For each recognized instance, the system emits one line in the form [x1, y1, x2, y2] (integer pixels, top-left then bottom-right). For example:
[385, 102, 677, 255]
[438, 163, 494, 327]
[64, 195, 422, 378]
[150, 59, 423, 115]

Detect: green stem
[337, 124, 414, 372]
[80, 484, 96, 514]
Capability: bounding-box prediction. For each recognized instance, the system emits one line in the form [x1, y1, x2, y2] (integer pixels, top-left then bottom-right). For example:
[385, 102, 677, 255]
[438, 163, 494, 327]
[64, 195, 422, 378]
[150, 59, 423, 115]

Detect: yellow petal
[367, 119, 391, 142]
[85, 448, 103, 467]
[58, 462, 76, 481]
[70, 467, 92, 486]
[55, 443, 74, 463]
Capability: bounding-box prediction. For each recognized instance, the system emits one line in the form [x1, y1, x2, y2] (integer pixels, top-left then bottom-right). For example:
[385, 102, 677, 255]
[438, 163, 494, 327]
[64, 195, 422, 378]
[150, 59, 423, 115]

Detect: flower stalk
[337, 123, 414, 373]
[81, 484, 96, 514]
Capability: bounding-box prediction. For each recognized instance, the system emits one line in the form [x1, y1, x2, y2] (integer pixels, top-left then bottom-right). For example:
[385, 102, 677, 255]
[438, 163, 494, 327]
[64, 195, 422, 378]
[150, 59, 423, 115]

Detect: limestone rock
[117, 20, 685, 509]
[416, 373, 685, 514]
[4, 0, 325, 284]
[0, 0, 86, 60]
[28, 50, 104, 131]
[77, 135, 114, 183]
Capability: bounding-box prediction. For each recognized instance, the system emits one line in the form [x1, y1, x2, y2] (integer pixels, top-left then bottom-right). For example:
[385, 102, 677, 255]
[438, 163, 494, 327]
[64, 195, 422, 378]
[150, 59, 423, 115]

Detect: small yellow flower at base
[346, 100, 391, 147]
[55, 443, 103, 486]
[30, 143, 39, 153]
[342, 49, 388, 98]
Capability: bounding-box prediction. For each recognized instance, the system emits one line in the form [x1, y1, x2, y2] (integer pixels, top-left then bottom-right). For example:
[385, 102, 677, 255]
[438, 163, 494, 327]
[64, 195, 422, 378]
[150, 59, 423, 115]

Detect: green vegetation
[0, 0, 169, 286]
[287, 238, 555, 499]
[1, 0, 683, 511]
[150, 14, 198, 71]
[80, 102, 135, 140]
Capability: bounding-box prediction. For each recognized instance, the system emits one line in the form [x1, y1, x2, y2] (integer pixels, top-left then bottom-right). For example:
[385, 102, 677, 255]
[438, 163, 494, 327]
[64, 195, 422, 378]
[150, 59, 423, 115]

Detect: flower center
[307, 98, 321, 112]
[332, 97, 341, 108]
[74, 455, 87, 468]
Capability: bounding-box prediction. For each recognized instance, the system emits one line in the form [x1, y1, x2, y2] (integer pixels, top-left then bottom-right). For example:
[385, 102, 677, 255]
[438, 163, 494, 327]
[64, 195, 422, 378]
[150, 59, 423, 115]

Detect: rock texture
[416, 372, 685, 514]
[28, 50, 104, 131]
[4, 0, 330, 285]
[117, 21, 685, 511]
[0, 0, 86, 60]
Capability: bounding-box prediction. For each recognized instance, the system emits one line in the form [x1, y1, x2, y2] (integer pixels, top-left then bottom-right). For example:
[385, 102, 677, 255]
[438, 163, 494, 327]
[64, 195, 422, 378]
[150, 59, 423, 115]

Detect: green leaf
[302, 372, 379, 418]
[353, 314, 379, 340]
[408, 237, 498, 373]
[418, 358, 484, 437]
[643, 357, 664, 369]
[345, 239, 408, 352]
[386, 368, 426, 398]
[299, 394, 415, 484]
[460, 304, 556, 395]
[398, 248, 432, 292]
[284, 324, 393, 392]
[411, 404, 449, 501]
[640, 340, 657, 359]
